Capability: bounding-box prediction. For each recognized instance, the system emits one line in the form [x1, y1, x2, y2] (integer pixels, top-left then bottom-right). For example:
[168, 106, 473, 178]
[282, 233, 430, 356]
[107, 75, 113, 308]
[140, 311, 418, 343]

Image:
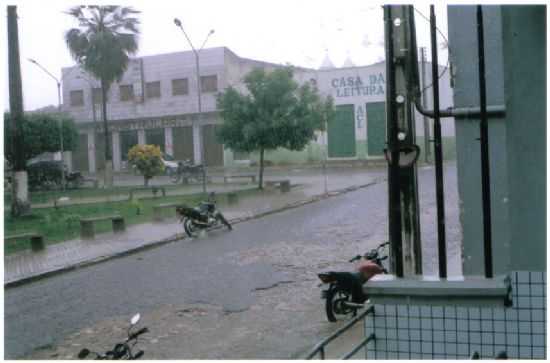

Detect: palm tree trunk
[101, 78, 113, 188]
[7, 6, 30, 217]
[258, 147, 265, 190]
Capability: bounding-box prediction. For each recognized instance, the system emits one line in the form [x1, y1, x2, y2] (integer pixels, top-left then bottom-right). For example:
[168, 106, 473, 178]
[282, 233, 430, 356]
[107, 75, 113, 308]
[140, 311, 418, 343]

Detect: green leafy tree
[4, 112, 78, 166]
[127, 144, 164, 187]
[217, 67, 334, 189]
[64, 6, 140, 186]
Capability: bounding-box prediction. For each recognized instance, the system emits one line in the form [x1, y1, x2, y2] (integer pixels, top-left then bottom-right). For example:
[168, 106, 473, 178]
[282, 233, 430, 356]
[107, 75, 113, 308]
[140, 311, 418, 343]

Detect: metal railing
[306, 305, 375, 360]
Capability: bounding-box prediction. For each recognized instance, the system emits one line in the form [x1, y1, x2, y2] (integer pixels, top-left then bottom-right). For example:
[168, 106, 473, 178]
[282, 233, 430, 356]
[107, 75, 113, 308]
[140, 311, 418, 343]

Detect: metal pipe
[384, 5, 404, 278]
[420, 47, 431, 163]
[430, 5, 447, 279]
[414, 98, 506, 119]
[477, 5, 493, 278]
[340, 334, 375, 360]
[305, 306, 374, 359]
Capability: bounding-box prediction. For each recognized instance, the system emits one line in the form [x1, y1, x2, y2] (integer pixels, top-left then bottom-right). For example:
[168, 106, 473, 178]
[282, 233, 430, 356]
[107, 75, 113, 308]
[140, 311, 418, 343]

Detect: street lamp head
[28, 58, 37, 64]
[209, 29, 215, 35]
[174, 18, 182, 27]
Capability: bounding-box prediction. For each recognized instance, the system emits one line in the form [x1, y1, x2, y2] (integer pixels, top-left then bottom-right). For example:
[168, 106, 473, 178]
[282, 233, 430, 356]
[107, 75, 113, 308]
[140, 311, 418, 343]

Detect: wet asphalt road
[5, 163, 459, 359]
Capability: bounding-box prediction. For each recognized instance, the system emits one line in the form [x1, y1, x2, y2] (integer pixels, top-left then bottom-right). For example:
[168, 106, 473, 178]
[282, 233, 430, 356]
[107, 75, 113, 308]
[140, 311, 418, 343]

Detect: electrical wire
[413, 7, 451, 95]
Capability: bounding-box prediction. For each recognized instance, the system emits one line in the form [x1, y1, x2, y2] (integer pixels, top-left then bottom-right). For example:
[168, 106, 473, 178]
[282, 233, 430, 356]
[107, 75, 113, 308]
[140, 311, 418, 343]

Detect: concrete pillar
[193, 124, 202, 164]
[165, 127, 174, 156]
[112, 131, 121, 172]
[138, 129, 146, 145]
[88, 129, 96, 173]
[63, 151, 73, 172]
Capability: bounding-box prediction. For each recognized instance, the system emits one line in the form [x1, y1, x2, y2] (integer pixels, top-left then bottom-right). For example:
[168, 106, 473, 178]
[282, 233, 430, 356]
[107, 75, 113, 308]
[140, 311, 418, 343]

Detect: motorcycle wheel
[216, 213, 232, 230]
[325, 286, 354, 322]
[183, 219, 200, 238]
[170, 172, 181, 184]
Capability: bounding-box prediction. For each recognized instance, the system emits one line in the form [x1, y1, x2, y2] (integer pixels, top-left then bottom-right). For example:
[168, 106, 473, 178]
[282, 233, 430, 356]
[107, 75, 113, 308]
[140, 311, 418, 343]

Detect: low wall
[364, 271, 545, 359]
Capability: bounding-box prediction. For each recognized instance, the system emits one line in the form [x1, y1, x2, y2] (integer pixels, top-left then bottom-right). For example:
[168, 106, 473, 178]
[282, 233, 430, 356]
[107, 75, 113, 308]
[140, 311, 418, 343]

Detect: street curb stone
[5, 178, 385, 288]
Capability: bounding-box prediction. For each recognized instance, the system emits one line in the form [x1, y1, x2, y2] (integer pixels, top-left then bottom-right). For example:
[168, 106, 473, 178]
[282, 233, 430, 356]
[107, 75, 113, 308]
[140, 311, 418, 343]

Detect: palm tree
[65, 6, 140, 187]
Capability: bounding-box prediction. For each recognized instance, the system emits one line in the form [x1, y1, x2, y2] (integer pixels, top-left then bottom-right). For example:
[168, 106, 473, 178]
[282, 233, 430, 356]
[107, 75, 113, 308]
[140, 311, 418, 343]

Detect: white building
[61, 47, 453, 172]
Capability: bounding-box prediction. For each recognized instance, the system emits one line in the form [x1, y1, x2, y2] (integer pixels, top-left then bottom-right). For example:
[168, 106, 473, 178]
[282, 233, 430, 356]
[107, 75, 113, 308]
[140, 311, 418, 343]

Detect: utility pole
[8, 5, 30, 217]
[384, 5, 423, 276]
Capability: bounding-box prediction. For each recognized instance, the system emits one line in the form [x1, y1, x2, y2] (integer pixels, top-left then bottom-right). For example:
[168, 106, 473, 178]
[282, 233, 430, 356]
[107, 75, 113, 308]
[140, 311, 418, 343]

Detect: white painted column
[63, 151, 73, 172]
[88, 130, 96, 173]
[164, 127, 174, 156]
[192, 124, 202, 164]
[112, 131, 121, 172]
[138, 129, 146, 145]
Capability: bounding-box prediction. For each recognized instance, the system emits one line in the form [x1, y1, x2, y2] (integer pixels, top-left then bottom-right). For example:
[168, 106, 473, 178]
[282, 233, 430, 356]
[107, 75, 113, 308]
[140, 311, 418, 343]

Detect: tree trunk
[258, 147, 265, 190]
[101, 78, 114, 188]
[144, 176, 149, 187]
[7, 6, 30, 217]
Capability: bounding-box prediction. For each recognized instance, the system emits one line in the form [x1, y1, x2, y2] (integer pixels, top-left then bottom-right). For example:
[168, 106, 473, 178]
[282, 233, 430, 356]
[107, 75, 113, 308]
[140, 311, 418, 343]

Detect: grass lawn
[4, 183, 193, 205]
[4, 188, 254, 255]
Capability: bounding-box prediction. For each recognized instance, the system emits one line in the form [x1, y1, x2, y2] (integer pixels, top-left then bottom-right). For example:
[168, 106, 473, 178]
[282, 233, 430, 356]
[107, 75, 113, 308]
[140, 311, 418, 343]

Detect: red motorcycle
[317, 242, 389, 322]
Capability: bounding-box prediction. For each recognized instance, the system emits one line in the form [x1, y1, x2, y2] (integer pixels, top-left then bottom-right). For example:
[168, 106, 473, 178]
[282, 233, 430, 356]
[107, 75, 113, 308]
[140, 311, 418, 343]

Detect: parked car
[161, 153, 179, 176]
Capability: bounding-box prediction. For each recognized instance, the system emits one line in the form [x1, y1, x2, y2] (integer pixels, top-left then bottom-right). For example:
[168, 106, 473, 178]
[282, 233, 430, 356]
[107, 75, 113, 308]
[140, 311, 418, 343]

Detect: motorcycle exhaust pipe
[342, 302, 365, 309]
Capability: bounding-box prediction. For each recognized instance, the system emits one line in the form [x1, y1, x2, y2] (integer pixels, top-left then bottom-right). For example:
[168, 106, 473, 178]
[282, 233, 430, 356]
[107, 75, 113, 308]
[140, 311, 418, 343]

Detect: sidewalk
[5, 167, 386, 287]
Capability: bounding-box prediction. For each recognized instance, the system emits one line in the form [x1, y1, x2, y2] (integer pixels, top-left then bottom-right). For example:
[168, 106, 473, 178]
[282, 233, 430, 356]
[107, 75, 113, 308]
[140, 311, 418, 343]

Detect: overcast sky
[2, 0, 451, 112]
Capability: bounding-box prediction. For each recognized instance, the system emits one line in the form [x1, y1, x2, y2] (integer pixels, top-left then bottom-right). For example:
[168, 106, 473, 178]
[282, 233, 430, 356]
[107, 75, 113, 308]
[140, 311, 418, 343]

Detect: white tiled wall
[364, 271, 546, 360]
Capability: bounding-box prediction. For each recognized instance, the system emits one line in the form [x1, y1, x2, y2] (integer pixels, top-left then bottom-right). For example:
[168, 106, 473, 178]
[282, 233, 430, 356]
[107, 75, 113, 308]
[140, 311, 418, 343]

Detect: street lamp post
[174, 18, 214, 194]
[28, 58, 66, 191]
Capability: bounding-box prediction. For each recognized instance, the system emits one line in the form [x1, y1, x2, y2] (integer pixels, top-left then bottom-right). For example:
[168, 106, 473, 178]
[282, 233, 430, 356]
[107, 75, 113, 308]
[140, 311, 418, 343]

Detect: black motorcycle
[170, 160, 204, 184]
[78, 313, 148, 360]
[318, 241, 389, 322]
[176, 193, 232, 238]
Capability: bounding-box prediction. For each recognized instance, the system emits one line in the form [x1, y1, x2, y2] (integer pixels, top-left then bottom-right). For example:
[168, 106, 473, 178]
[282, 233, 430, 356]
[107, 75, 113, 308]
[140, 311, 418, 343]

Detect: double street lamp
[174, 18, 214, 194]
[28, 58, 67, 190]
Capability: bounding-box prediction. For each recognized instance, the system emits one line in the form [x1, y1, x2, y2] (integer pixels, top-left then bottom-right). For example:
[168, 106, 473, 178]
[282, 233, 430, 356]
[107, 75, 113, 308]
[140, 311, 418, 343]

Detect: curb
[5, 178, 385, 288]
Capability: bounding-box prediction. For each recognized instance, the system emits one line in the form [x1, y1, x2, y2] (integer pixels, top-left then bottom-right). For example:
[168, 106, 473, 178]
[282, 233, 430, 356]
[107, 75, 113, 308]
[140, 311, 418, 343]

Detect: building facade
[61, 47, 453, 172]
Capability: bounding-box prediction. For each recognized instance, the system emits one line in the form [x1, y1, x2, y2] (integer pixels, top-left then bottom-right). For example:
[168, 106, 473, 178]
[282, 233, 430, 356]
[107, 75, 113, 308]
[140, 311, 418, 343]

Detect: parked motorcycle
[176, 193, 232, 237]
[170, 160, 204, 184]
[77, 313, 148, 360]
[318, 241, 389, 322]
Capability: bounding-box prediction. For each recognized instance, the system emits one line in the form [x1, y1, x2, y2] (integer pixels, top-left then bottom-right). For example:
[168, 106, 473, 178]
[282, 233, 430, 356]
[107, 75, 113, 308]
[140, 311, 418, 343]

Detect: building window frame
[145, 81, 161, 99]
[119, 84, 134, 102]
[92, 87, 103, 105]
[172, 78, 189, 96]
[70, 90, 84, 107]
[200, 75, 218, 93]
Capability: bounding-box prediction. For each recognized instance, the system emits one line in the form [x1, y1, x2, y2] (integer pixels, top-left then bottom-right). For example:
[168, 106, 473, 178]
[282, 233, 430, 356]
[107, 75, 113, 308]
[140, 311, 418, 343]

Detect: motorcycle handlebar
[349, 255, 361, 263]
[129, 327, 149, 341]
[134, 350, 144, 359]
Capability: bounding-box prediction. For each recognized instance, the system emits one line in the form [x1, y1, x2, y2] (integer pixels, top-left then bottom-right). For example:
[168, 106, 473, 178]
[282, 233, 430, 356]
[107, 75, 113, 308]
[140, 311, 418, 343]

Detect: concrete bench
[265, 179, 291, 192]
[82, 178, 99, 188]
[80, 215, 126, 239]
[128, 186, 166, 200]
[223, 174, 256, 184]
[153, 203, 182, 222]
[5, 232, 45, 252]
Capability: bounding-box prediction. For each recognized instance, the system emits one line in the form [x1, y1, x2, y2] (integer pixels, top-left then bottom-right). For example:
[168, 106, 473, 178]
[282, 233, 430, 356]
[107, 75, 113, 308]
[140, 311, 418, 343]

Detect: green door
[366, 102, 386, 156]
[73, 134, 89, 172]
[203, 124, 224, 166]
[328, 104, 356, 157]
[172, 126, 194, 161]
[120, 130, 138, 161]
[145, 128, 165, 153]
